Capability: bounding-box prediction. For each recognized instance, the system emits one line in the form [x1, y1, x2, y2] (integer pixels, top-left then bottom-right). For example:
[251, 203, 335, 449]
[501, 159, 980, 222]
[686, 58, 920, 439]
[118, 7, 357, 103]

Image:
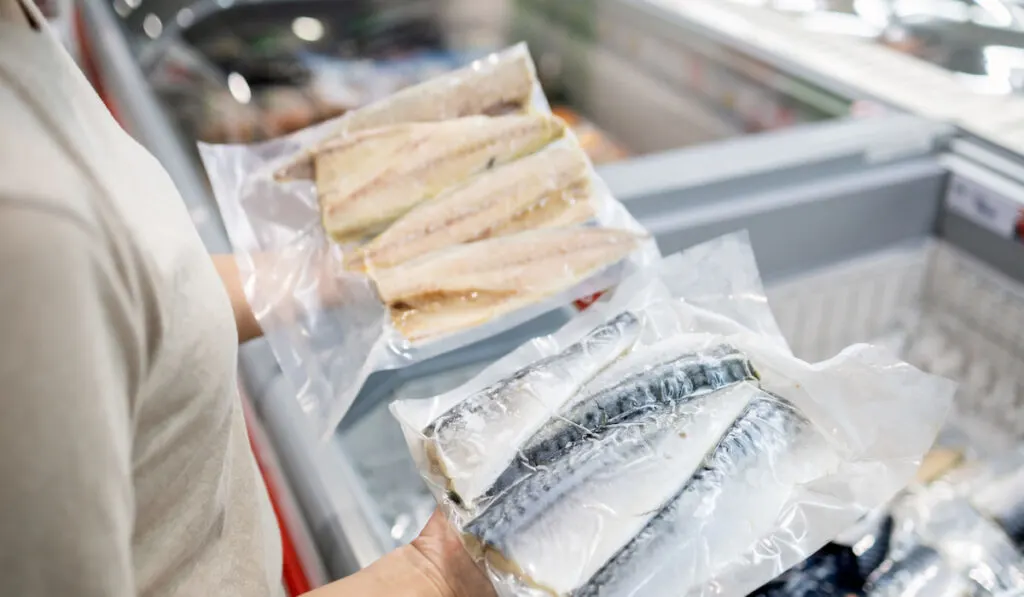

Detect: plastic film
[391, 232, 955, 597]
[199, 44, 658, 437]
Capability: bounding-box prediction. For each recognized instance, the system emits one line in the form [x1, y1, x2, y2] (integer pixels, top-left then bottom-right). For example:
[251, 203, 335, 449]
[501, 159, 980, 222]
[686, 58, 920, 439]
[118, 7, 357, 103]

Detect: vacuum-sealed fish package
[391, 233, 956, 597]
[198, 44, 658, 436]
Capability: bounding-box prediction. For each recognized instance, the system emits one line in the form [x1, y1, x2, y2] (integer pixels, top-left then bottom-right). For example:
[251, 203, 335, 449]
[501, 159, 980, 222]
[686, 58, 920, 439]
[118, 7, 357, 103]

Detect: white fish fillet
[275, 51, 536, 181]
[486, 385, 758, 596]
[372, 227, 642, 342]
[350, 143, 595, 271]
[424, 312, 641, 510]
[316, 115, 564, 242]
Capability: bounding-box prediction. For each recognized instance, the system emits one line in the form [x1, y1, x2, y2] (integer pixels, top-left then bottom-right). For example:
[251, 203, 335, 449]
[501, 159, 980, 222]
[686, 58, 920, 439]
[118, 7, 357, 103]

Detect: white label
[946, 174, 1023, 240]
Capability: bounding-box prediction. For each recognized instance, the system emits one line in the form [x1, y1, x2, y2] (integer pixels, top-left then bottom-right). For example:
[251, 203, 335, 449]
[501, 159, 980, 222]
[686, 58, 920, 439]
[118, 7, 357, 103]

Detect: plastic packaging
[391, 232, 955, 597]
[199, 44, 658, 437]
[849, 447, 1024, 597]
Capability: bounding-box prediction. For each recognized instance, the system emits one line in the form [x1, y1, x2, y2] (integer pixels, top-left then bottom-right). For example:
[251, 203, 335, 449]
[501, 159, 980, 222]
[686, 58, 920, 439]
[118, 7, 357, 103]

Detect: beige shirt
[0, 3, 282, 596]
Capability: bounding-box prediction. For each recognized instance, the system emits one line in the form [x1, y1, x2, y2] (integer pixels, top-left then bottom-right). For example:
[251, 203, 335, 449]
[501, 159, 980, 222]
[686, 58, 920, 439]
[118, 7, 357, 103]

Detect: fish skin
[350, 143, 594, 271]
[317, 114, 565, 243]
[486, 345, 759, 501]
[274, 50, 536, 181]
[856, 514, 896, 581]
[971, 463, 1024, 549]
[373, 227, 641, 342]
[571, 393, 810, 597]
[423, 312, 642, 508]
[481, 384, 761, 596]
[749, 543, 866, 597]
[864, 545, 985, 597]
[463, 361, 757, 555]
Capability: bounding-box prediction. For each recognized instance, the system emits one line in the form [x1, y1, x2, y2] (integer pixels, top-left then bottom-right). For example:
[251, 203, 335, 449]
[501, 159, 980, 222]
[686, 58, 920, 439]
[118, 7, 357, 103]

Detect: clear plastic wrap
[847, 447, 1024, 597]
[198, 44, 658, 436]
[391, 232, 956, 597]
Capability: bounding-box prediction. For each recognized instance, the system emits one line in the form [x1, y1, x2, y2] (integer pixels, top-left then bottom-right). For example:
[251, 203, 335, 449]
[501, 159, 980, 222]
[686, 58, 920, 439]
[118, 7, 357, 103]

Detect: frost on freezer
[390, 233, 956, 597]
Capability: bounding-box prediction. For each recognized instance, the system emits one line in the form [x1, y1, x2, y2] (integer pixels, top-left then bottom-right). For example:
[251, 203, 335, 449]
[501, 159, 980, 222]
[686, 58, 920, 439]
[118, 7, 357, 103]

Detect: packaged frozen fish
[199, 44, 657, 437]
[750, 443, 1024, 597]
[315, 114, 566, 242]
[392, 233, 955, 597]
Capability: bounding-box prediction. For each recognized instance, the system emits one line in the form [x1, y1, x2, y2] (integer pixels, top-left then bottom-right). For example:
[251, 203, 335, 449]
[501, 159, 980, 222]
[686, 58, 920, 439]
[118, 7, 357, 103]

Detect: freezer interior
[123, 0, 858, 164]
[250, 114, 1024, 579]
[728, 0, 1024, 96]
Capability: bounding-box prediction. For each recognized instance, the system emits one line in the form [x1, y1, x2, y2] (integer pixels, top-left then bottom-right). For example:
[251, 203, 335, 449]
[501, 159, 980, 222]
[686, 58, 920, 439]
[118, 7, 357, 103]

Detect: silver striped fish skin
[423, 311, 641, 505]
[492, 346, 758, 497]
[571, 393, 808, 597]
[465, 407, 669, 553]
[865, 544, 989, 597]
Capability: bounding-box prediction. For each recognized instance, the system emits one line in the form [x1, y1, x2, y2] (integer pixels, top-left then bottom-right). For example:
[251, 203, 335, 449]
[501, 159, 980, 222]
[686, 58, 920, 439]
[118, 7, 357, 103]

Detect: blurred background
[55, 0, 1024, 595]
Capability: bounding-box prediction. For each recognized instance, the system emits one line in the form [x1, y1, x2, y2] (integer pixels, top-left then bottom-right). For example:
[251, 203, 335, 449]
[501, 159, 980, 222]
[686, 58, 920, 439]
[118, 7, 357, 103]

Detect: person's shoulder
[0, 81, 130, 300]
[0, 78, 102, 234]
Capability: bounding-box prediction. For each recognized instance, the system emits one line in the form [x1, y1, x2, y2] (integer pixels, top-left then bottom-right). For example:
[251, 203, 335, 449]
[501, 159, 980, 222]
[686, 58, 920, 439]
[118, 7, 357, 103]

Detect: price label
[946, 174, 1024, 242]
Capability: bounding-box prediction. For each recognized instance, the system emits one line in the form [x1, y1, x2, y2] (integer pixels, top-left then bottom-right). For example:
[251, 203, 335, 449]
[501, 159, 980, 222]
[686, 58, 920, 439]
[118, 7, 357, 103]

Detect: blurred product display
[749, 445, 1024, 597]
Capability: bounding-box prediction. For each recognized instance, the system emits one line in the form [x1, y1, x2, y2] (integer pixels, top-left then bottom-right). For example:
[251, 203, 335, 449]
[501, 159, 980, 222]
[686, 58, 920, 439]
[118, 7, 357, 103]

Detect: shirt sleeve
[0, 203, 143, 596]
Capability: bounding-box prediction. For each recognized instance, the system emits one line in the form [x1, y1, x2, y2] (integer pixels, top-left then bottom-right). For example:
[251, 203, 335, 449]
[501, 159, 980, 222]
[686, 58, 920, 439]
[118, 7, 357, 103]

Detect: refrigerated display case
[254, 113, 1024, 580]
[100, 0, 864, 165]
[734, 0, 1024, 96]
[78, 0, 1024, 586]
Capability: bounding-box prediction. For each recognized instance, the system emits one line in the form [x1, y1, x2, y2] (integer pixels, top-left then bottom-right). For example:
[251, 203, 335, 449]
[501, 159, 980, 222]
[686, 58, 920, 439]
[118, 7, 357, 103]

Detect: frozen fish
[572, 393, 816, 597]
[464, 378, 756, 556]
[855, 514, 896, 580]
[482, 345, 759, 502]
[317, 114, 565, 243]
[748, 543, 865, 597]
[424, 312, 641, 508]
[865, 544, 984, 597]
[971, 462, 1024, 548]
[349, 143, 594, 271]
[275, 50, 537, 180]
[481, 385, 759, 596]
[372, 227, 642, 342]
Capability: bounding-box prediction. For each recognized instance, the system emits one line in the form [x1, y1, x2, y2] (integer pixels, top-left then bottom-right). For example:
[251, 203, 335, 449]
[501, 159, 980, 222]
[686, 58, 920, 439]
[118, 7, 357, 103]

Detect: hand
[212, 247, 353, 344]
[302, 509, 495, 597]
[407, 510, 497, 597]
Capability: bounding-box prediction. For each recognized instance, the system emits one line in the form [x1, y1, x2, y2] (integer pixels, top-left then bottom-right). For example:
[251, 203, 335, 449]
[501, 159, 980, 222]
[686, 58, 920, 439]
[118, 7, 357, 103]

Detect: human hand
[407, 509, 497, 597]
[302, 509, 494, 597]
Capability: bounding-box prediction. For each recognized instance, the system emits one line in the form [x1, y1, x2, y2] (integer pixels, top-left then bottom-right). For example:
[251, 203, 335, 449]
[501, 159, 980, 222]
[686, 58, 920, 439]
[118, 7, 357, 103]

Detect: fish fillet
[372, 227, 642, 342]
[275, 51, 536, 181]
[478, 345, 759, 508]
[865, 545, 979, 597]
[475, 385, 758, 596]
[465, 349, 758, 550]
[571, 393, 821, 597]
[423, 312, 641, 509]
[349, 143, 595, 271]
[316, 114, 565, 243]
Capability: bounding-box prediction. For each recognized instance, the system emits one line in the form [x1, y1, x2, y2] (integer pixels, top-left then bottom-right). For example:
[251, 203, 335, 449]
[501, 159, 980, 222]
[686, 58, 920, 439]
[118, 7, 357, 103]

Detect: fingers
[412, 509, 497, 597]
